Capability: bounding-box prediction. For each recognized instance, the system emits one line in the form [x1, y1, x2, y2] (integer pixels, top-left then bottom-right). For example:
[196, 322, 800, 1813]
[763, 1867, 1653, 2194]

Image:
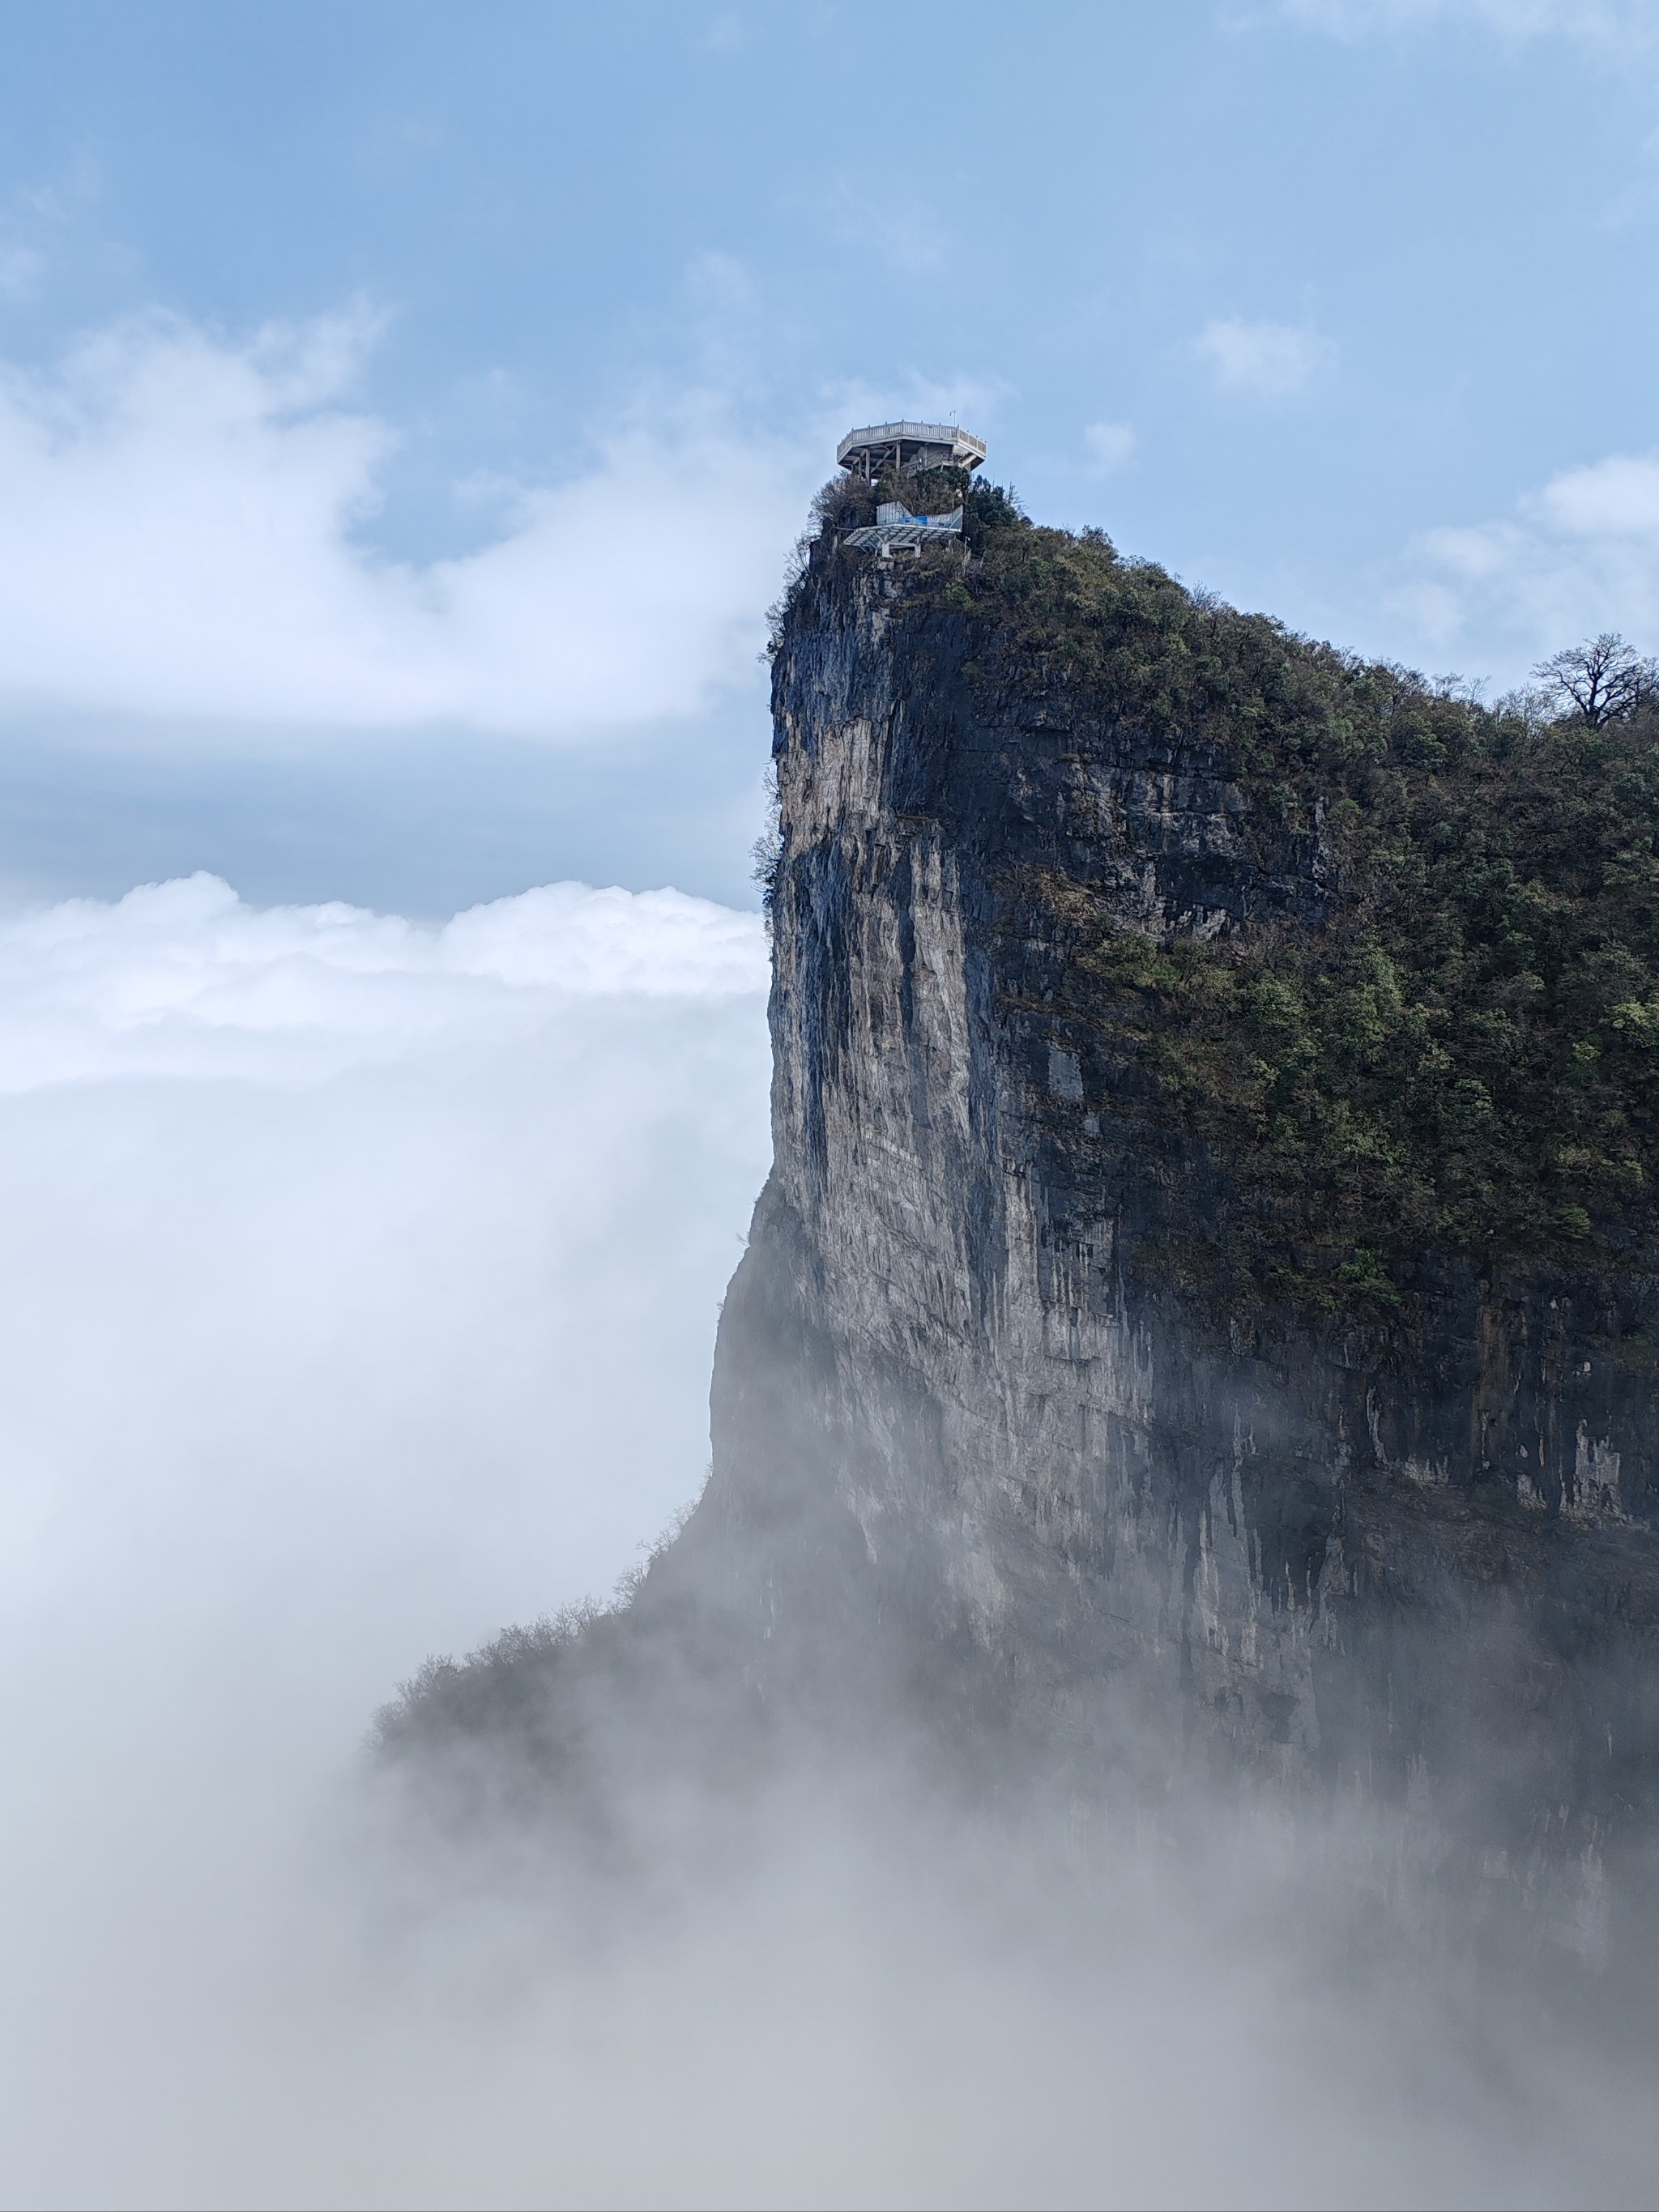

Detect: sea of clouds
[4, 873, 1658, 2212]
[0, 871, 775, 2207]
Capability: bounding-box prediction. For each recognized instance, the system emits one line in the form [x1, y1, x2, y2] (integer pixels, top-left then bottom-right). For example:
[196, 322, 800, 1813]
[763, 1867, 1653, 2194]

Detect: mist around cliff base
[21, 1707, 1659, 2212]
[1, 875, 1656, 2210]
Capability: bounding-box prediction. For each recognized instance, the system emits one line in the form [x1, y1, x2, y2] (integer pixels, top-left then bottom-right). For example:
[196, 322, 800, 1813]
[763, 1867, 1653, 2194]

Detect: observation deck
[836, 420, 987, 481]
[842, 500, 966, 555]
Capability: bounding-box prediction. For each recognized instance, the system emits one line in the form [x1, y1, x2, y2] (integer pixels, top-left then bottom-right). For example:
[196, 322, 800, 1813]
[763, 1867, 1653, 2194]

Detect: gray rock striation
[382, 509, 1659, 1971]
[694, 534, 1659, 1933]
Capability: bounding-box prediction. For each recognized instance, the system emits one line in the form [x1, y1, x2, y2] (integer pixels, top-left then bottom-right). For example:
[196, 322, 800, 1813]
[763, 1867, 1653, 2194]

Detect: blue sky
[3, 0, 1659, 910]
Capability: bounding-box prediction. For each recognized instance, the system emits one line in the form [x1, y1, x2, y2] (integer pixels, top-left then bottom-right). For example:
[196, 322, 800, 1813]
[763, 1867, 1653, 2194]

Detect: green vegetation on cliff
[935, 488, 1659, 1313]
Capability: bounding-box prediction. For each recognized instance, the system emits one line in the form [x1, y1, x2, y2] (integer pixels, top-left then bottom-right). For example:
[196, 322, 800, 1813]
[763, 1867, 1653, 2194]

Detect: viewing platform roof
[837, 420, 987, 477]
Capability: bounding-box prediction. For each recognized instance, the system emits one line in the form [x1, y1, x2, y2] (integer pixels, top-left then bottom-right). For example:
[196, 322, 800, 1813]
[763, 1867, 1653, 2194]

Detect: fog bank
[0, 872, 771, 2204]
[2, 874, 1657, 2210]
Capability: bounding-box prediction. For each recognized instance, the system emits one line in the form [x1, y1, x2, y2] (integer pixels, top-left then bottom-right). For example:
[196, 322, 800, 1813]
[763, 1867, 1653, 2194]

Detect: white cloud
[1195, 315, 1337, 399]
[1083, 420, 1137, 475]
[0, 870, 774, 2199]
[0, 867, 770, 1633]
[821, 180, 952, 277]
[1534, 450, 1659, 537]
[0, 870, 766, 1089]
[0, 869, 770, 1617]
[1388, 445, 1659, 676]
[1269, 0, 1658, 45]
[0, 310, 811, 739]
[700, 7, 748, 51]
[0, 241, 41, 297]
[0, 168, 109, 303]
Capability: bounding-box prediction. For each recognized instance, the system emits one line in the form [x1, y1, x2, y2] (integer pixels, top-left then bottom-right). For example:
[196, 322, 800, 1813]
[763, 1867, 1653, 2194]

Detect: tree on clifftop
[1533, 632, 1658, 728]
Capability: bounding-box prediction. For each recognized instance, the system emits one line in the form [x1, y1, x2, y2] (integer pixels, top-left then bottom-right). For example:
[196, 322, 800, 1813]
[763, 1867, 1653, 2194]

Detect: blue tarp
[875, 502, 963, 532]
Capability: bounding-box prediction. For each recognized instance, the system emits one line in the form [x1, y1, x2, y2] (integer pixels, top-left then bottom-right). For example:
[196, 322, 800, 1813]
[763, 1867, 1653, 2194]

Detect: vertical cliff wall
[700, 534, 1659, 1921]
[378, 503, 1659, 1971]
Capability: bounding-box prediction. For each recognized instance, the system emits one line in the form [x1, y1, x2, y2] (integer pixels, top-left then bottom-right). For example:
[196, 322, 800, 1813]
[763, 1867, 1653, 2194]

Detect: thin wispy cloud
[1083, 420, 1137, 475]
[817, 173, 962, 281]
[0, 309, 812, 743]
[1267, 0, 1659, 49]
[0, 242, 41, 298]
[1388, 445, 1659, 676]
[1195, 315, 1337, 399]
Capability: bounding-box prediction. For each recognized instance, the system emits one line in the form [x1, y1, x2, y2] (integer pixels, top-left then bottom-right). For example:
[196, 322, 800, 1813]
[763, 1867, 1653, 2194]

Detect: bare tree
[1532, 633, 1659, 729]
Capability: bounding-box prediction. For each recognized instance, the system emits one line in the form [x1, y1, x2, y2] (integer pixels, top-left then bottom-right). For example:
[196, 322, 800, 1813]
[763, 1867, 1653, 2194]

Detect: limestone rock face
[702, 547, 1659, 1912]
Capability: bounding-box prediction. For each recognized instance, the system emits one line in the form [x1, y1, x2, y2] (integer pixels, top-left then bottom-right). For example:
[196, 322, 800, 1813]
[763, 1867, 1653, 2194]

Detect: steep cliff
[697, 508, 1659, 1922]
[383, 496, 1659, 1945]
